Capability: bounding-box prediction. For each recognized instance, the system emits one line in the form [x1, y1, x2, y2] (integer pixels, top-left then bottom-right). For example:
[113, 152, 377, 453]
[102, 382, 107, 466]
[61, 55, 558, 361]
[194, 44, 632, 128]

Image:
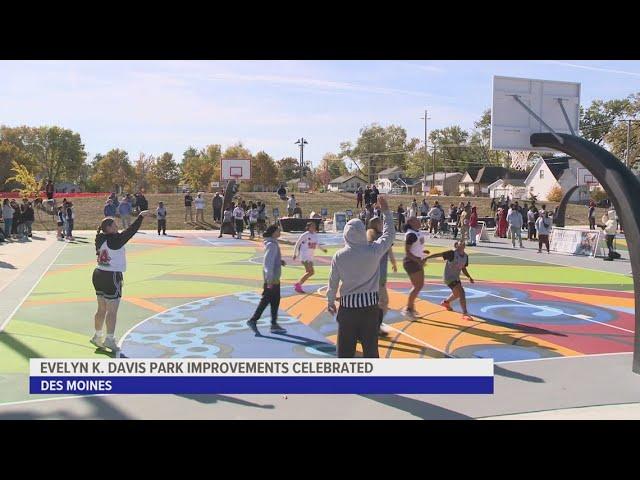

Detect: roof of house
[460, 167, 482, 182]
[377, 166, 404, 176]
[329, 174, 367, 184]
[474, 166, 509, 184]
[420, 172, 463, 182]
[543, 156, 571, 180]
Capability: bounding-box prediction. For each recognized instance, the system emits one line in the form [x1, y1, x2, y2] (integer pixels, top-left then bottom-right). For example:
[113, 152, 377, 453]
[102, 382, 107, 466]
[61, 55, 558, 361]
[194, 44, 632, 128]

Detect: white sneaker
[401, 307, 417, 318]
[89, 334, 104, 348]
[102, 336, 120, 352]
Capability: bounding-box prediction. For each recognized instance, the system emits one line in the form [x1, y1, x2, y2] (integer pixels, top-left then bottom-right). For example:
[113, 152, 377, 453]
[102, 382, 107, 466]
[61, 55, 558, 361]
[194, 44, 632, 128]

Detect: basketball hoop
[509, 151, 530, 171]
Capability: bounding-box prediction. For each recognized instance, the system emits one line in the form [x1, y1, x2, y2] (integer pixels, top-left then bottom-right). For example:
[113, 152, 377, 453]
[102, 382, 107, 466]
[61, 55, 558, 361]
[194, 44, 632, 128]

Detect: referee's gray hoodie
[327, 209, 395, 308]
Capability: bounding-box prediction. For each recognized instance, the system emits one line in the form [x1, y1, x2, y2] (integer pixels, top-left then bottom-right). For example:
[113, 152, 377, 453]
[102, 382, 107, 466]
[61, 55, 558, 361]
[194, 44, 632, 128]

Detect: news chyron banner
[30, 359, 494, 395]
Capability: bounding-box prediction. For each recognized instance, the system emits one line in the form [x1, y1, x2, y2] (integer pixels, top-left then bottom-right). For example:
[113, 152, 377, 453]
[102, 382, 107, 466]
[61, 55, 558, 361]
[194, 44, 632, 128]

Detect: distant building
[524, 156, 594, 202]
[458, 166, 509, 197]
[421, 172, 463, 196]
[375, 166, 405, 193]
[487, 171, 529, 200]
[327, 174, 368, 193]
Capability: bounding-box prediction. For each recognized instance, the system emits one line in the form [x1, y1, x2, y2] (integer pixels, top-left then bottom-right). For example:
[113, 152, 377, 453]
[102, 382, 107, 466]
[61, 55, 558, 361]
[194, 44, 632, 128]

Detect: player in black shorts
[91, 210, 154, 353]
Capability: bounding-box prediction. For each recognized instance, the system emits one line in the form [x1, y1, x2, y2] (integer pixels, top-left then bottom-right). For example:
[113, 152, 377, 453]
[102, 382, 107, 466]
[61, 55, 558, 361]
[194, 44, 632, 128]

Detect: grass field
[14, 191, 609, 232]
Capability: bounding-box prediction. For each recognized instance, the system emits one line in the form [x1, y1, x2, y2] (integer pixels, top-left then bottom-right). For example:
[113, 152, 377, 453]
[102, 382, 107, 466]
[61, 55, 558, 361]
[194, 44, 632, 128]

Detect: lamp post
[420, 110, 430, 195]
[295, 138, 308, 185]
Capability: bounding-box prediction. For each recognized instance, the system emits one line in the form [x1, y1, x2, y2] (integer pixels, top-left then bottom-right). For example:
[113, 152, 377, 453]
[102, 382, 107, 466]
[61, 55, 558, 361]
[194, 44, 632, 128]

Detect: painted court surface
[0, 229, 635, 410]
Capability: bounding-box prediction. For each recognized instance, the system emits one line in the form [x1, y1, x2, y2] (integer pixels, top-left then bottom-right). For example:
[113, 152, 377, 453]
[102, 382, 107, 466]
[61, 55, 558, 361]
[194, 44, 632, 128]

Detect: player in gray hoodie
[327, 196, 395, 357]
[247, 224, 287, 334]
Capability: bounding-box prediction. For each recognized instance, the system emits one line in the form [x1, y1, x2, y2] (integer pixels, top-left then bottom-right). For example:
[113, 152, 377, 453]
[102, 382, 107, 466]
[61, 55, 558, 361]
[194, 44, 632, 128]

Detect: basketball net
[509, 151, 530, 171]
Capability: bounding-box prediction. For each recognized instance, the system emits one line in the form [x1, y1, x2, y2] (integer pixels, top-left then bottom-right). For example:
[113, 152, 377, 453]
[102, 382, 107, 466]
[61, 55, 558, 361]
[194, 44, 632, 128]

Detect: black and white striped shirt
[339, 291, 379, 309]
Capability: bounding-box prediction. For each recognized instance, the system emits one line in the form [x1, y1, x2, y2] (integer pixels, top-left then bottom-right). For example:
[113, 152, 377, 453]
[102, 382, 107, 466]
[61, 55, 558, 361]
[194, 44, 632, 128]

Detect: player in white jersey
[91, 210, 154, 353]
[292, 221, 327, 294]
[402, 216, 430, 317]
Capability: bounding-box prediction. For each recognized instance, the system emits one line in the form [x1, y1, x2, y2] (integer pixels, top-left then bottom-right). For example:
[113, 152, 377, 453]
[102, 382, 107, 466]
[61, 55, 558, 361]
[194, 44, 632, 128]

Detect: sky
[1, 60, 639, 168]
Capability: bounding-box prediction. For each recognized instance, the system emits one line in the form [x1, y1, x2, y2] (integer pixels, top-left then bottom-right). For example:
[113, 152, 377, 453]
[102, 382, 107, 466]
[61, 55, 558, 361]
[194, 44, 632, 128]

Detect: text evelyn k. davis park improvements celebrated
[30, 359, 493, 395]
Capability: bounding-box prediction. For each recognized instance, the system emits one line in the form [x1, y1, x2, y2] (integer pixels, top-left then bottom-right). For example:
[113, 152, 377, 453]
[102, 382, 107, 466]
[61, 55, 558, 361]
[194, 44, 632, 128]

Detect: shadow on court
[0, 261, 16, 269]
[177, 394, 275, 409]
[360, 394, 473, 420]
[0, 395, 133, 420]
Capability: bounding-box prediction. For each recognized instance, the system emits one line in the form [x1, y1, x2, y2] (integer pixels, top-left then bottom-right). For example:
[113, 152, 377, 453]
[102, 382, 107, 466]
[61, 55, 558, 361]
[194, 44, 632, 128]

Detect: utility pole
[420, 110, 430, 195]
[295, 138, 308, 185]
[432, 146, 436, 193]
[622, 119, 640, 169]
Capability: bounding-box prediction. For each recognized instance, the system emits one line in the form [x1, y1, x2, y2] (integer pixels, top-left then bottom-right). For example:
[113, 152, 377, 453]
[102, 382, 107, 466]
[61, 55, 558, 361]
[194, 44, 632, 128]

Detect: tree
[547, 184, 563, 202]
[151, 152, 181, 193]
[473, 109, 510, 167]
[0, 126, 87, 183]
[600, 93, 640, 167]
[339, 123, 419, 182]
[6, 160, 40, 197]
[181, 146, 219, 192]
[580, 98, 630, 146]
[134, 153, 155, 192]
[250, 151, 278, 190]
[91, 149, 135, 193]
[276, 157, 302, 183]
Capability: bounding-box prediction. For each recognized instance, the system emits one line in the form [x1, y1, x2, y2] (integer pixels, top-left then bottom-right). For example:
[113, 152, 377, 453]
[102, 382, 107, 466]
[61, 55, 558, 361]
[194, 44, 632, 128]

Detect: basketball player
[292, 221, 327, 293]
[402, 216, 430, 317]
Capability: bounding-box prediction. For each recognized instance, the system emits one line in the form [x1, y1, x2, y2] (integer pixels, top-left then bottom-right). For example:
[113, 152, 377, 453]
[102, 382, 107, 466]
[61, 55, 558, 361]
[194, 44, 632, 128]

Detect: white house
[488, 178, 527, 200]
[458, 167, 509, 197]
[327, 174, 368, 193]
[524, 156, 592, 202]
[375, 166, 405, 193]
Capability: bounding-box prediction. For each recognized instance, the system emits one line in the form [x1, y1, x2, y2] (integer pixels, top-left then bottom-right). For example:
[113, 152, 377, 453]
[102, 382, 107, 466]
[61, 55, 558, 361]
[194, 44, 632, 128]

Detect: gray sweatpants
[337, 305, 379, 358]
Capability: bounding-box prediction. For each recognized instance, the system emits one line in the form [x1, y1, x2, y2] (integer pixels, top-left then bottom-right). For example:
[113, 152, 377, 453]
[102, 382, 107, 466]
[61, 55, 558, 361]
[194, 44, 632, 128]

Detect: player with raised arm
[91, 209, 155, 353]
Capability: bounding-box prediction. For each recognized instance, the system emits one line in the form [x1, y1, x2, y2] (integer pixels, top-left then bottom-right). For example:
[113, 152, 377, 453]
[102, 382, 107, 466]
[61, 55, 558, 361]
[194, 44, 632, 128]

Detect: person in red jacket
[468, 206, 478, 246]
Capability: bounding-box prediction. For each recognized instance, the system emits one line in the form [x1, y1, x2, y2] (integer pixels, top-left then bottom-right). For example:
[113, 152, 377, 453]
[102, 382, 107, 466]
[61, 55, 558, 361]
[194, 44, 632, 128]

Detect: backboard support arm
[510, 95, 563, 143]
[557, 98, 577, 136]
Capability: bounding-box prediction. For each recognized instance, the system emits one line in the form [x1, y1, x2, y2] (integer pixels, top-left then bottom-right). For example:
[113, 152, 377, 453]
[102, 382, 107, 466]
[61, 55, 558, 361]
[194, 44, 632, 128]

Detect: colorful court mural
[0, 230, 635, 404]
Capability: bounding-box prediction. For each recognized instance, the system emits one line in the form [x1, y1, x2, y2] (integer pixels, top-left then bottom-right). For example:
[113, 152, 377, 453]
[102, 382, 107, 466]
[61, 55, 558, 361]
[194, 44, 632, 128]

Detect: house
[421, 172, 463, 195]
[389, 176, 422, 195]
[327, 174, 368, 193]
[524, 156, 594, 202]
[376, 166, 405, 193]
[458, 166, 509, 197]
[488, 171, 529, 200]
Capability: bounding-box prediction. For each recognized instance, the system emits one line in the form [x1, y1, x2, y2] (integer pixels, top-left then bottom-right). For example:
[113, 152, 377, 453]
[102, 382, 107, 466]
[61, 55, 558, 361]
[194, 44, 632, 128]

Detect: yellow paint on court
[314, 288, 581, 358]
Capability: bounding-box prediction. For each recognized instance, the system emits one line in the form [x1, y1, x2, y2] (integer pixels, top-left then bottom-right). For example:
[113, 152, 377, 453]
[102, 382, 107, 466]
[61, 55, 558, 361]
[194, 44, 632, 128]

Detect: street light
[295, 138, 308, 184]
[420, 110, 431, 195]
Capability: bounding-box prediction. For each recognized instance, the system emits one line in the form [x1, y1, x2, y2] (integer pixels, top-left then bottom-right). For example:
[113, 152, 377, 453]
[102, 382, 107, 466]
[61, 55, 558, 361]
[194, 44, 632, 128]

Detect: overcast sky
[1, 60, 639, 166]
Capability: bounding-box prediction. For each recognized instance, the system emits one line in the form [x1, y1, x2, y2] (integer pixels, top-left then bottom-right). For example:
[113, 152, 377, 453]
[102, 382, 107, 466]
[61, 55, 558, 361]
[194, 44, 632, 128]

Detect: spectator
[601, 211, 618, 261]
[507, 203, 524, 248]
[356, 186, 363, 208]
[156, 201, 167, 235]
[212, 192, 223, 222]
[458, 205, 470, 244]
[397, 203, 405, 232]
[104, 199, 117, 217]
[468, 206, 478, 246]
[293, 202, 303, 218]
[257, 202, 267, 235]
[135, 190, 148, 213]
[65, 201, 75, 241]
[527, 205, 537, 240]
[233, 202, 245, 240]
[194, 193, 205, 222]
[11, 201, 21, 239]
[56, 205, 65, 240]
[184, 191, 194, 222]
[109, 193, 119, 209]
[588, 201, 596, 230]
[277, 184, 287, 200]
[23, 202, 34, 238]
[248, 203, 259, 239]
[428, 202, 442, 236]
[420, 199, 429, 229]
[536, 211, 552, 253]
[449, 204, 459, 239]
[287, 194, 296, 217]
[118, 196, 133, 229]
[364, 185, 372, 206]
[219, 205, 235, 239]
[2, 199, 14, 240]
[370, 185, 379, 205]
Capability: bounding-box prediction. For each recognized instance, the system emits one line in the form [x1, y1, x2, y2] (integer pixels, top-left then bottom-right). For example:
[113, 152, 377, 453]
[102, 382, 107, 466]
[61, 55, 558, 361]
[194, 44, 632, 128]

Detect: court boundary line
[0, 242, 68, 333]
[496, 351, 632, 365]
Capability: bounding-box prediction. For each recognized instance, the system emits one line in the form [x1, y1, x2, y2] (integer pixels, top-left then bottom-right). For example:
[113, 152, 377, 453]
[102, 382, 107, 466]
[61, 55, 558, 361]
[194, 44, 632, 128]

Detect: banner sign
[29, 358, 493, 395]
[550, 227, 601, 256]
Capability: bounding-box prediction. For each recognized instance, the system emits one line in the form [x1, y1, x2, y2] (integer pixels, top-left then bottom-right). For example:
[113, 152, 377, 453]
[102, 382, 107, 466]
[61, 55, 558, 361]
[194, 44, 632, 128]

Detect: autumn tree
[250, 151, 278, 191]
[91, 149, 135, 193]
[151, 152, 181, 193]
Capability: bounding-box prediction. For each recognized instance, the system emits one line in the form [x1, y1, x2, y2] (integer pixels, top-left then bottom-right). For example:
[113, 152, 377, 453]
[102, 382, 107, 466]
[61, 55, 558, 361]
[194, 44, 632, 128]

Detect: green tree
[276, 157, 301, 183]
[600, 94, 640, 168]
[182, 146, 218, 192]
[151, 152, 181, 193]
[134, 153, 155, 192]
[473, 109, 510, 166]
[91, 149, 135, 193]
[0, 126, 87, 183]
[250, 151, 278, 191]
[339, 123, 420, 182]
[580, 98, 630, 146]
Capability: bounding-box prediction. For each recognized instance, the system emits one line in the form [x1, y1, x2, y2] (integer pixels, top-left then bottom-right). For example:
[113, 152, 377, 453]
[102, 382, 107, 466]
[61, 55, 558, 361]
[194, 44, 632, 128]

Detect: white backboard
[491, 76, 581, 151]
[576, 166, 597, 187]
[221, 159, 252, 181]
